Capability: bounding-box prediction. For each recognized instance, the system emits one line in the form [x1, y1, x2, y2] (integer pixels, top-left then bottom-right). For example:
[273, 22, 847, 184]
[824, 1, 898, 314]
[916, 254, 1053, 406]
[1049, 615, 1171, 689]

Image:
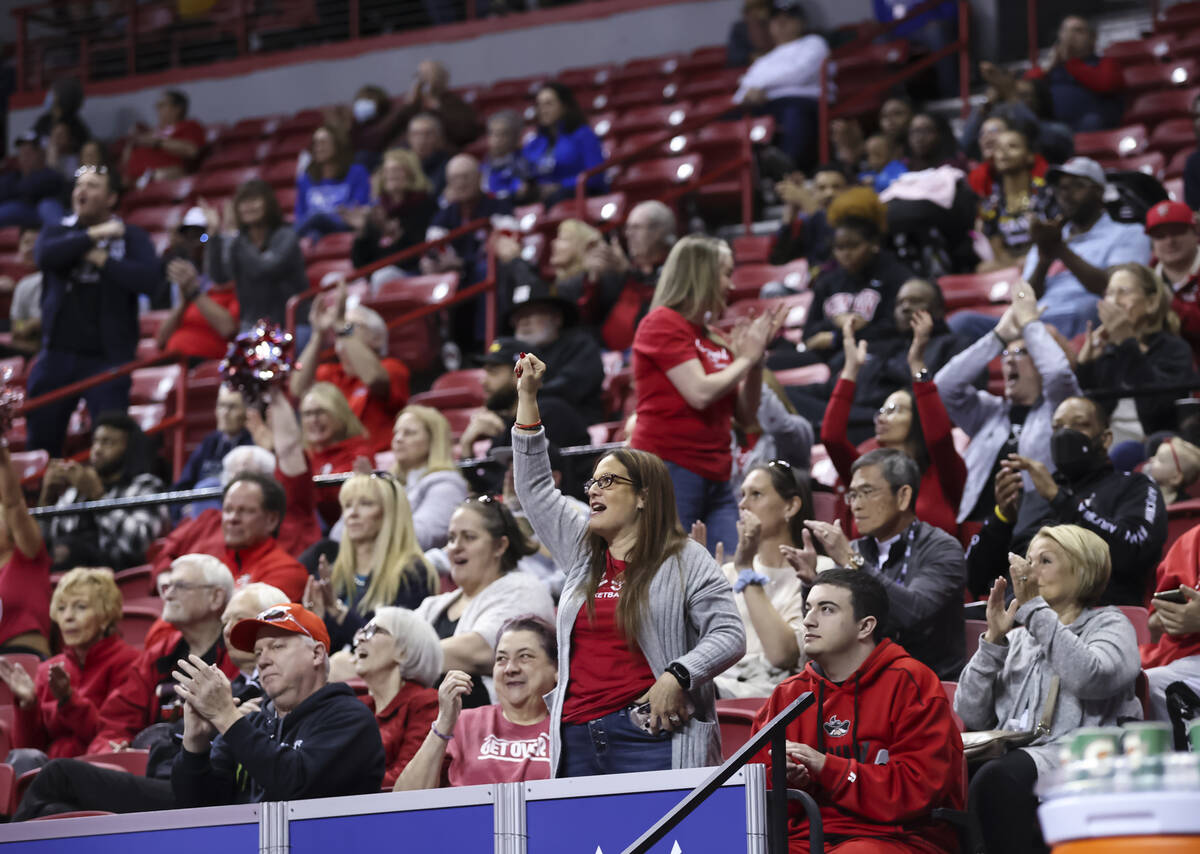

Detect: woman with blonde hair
[390, 405, 468, 549]
[956, 524, 1141, 854]
[1077, 262, 1198, 442]
[629, 234, 782, 550]
[300, 381, 373, 524]
[0, 568, 138, 773]
[351, 148, 437, 277]
[306, 473, 438, 651]
[550, 218, 602, 283]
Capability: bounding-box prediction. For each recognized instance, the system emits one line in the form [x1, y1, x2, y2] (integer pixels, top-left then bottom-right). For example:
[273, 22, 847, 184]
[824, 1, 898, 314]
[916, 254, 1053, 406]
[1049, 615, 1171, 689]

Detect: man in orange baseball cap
[1146, 199, 1200, 362]
[171, 603, 384, 806]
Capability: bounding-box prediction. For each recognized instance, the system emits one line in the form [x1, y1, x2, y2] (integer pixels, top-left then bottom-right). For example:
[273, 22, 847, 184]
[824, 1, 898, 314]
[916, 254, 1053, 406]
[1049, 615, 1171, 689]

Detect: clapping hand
[436, 670, 473, 736]
[1010, 284, 1044, 330]
[1008, 551, 1040, 605]
[1096, 299, 1136, 347]
[907, 309, 933, 375]
[804, 519, 853, 568]
[982, 576, 1019, 644]
[47, 662, 71, 702]
[1077, 320, 1106, 365]
[0, 658, 36, 707]
[779, 529, 820, 584]
[173, 654, 238, 732]
[1029, 217, 1063, 254]
[839, 317, 868, 380]
[733, 509, 762, 568]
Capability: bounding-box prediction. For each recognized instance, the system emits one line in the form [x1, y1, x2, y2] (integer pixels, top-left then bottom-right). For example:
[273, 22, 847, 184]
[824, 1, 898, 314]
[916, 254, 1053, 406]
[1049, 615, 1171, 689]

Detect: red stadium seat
[1168, 27, 1200, 53]
[265, 131, 313, 162]
[965, 619, 987, 662]
[731, 234, 773, 264]
[590, 112, 618, 138]
[410, 368, 486, 409]
[678, 46, 728, 75]
[139, 310, 171, 340]
[114, 565, 154, 600]
[606, 81, 673, 112]
[612, 154, 701, 202]
[716, 697, 767, 760]
[119, 604, 162, 646]
[1167, 148, 1192, 179]
[262, 159, 299, 189]
[674, 68, 744, 102]
[1122, 60, 1198, 94]
[1099, 151, 1165, 178]
[942, 681, 964, 731]
[728, 262, 809, 302]
[611, 54, 683, 85]
[1148, 118, 1197, 157]
[610, 104, 689, 137]
[275, 109, 325, 136]
[543, 192, 627, 227]
[193, 167, 259, 200]
[937, 267, 1021, 310]
[306, 259, 355, 290]
[557, 64, 614, 90]
[0, 228, 19, 251]
[124, 205, 185, 233]
[202, 140, 271, 171]
[129, 365, 182, 404]
[9, 449, 48, 482]
[128, 403, 167, 432]
[306, 231, 355, 262]
[1072, 124, 1147, 160]
[122, 176, 195, 210]
[1166, 177, 1186, 201]
[1104, 35, 1176, 63]
[1123, 85, 1200, 125]
[1166, 498, 1200, 552]
[372, 272, 459, 308]
[1118, 605, 1151, 646]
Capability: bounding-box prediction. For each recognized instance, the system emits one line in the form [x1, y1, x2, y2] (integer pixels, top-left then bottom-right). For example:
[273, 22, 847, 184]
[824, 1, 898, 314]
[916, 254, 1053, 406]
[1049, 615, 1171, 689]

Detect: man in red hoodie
[751, 568, 964, 853]
[1142, 524, 1200, 722]
[1023, 15, 1121, 132]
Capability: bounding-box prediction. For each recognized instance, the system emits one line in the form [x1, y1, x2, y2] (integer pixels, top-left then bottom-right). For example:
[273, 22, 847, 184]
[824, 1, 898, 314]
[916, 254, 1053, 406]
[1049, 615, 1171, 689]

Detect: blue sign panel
[290, 805, 493, 853]
[527, 783, 746, 854]
[0, 823, 256, 854]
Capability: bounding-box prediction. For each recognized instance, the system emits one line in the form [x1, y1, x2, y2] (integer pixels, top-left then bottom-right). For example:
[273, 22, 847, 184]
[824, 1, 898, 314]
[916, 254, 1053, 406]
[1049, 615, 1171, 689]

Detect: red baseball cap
[229, 603, 331, 653]
[1145, 200, 1195, 233]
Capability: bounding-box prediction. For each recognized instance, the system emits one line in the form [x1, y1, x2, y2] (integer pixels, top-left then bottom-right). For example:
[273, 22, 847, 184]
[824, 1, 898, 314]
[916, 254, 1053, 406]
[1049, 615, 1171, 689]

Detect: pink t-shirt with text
[446, 704, 551, 787]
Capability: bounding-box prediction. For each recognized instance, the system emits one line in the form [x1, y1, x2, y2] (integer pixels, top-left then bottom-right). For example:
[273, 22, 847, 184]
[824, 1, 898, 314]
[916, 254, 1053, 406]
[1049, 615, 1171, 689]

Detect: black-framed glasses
[74, 164, 109, 179]
[583, 473, 635, 492]
[843, 485, 883, 505]
[257, 606, 314, 641]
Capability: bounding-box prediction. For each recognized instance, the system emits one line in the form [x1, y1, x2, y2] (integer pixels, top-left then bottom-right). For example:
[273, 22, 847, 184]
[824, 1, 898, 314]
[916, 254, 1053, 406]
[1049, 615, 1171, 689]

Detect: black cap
[506, 279, 578, 328]
[771, 0, 806, 17]
[476, 336, 525, 366]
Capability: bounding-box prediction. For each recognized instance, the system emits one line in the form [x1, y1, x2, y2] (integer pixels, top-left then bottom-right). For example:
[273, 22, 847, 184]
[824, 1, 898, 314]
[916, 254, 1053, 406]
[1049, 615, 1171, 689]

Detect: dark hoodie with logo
[172, 682, 384, 806]
[751, 639, 964, 854]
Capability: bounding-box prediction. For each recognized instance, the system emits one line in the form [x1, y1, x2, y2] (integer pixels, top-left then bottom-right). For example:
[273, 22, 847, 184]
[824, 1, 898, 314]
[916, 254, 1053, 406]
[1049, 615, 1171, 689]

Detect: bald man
[423, 153, 514, 283]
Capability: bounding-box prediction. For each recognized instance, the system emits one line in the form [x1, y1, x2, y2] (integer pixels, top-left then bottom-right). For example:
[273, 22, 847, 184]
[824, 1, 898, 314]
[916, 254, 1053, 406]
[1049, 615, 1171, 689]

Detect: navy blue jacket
[36, 218, 164, 362]
[172, 682, 384, 806]
[430, 195, 514, 282]
[0, 166, 65, 205]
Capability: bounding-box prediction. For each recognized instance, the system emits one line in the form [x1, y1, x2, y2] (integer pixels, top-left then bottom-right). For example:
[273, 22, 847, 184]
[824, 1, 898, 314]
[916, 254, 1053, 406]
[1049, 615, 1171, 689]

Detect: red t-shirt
[602, 279, 655, 352]
[0, 545, 52, 648]
[446, 704, 551, 786]
[630, 305, 737, 482]
[561, 553, 656, 724]
[315, 359, 410, 453]
[125, 119, 206, 179]
[165, 286, 240, 360]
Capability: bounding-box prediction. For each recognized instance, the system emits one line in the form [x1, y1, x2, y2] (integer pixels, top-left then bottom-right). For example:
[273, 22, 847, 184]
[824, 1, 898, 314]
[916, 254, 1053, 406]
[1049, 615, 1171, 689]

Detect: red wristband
[514, 420, 542, 430]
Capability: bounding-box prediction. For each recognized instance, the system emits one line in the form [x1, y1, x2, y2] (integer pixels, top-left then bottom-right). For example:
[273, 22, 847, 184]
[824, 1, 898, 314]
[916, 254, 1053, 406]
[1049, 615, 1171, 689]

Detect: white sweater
[734, 34, 829, 103]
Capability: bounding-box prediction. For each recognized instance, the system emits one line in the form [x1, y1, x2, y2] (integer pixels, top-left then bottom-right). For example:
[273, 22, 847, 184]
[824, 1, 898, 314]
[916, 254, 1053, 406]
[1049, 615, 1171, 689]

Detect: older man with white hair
[291, 283, 409, 452]
[88, 555, 239, 753]
[558, 200, 677, 351]
[172, 602, 385, 806]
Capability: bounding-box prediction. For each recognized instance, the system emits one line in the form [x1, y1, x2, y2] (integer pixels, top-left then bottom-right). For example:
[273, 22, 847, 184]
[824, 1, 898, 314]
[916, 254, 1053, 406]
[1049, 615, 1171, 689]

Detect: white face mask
[353, 98, 378, 123]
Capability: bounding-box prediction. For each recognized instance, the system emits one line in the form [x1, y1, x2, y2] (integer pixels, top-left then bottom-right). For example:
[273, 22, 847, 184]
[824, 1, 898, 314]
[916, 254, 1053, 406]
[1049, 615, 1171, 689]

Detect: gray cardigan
[406, 467, 469, 550]
[512, 427, 746, 775]
[935, 320, 1080, 523]
[954, 597, 1142, 776]
[207, 227, 308, 331]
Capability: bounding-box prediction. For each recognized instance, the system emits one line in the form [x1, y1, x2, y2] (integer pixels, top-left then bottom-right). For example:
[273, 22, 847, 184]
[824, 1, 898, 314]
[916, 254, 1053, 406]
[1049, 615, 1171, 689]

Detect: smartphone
[1153, 587, 1189, 605]
[628, 702, 654, 733]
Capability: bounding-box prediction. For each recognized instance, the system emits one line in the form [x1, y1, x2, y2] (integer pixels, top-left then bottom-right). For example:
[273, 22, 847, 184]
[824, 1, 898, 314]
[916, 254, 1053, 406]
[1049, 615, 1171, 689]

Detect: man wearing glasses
[799, 449, 967, 681]
[172, 602, 385, 805]
[26, 163, 164, 456]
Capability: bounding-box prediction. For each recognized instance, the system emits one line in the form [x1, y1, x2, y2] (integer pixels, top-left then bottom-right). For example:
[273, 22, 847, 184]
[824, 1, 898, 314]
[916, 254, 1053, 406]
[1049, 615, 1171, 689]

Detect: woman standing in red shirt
[0, 442, 52, 659]
[0, 568, 138, 773]
[629, 236, 781, 552]
[822, 311, 966, 536]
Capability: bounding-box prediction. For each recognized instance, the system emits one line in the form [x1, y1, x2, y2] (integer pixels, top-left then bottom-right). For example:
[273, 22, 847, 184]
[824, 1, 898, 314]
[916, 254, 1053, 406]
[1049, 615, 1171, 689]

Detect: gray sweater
[934, 320, 1080, 523]
[954, 597, 1142, 776]
[730, 385, 815, 494]
[207, 227, 308, 331]
[405, 467, 469, 550]
[512, 427, 746, 775]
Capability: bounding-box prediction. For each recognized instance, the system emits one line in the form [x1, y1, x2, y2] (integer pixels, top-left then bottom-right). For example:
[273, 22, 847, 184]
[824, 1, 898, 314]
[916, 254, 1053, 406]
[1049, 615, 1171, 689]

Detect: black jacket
[802, 250, 915, 349]
[171, 682, 384, 806]
[523, 328, 604, 423]
[965, 465, 1167, 605]
[1076, 331, 1198, 437]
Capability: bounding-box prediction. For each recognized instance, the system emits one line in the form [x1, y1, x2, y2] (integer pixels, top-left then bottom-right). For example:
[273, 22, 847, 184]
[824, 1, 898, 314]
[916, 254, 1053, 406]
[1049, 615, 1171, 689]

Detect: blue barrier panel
[525, 768, 752, 854]
[288, 787, 496, 853]
[0, 804, 260, 854]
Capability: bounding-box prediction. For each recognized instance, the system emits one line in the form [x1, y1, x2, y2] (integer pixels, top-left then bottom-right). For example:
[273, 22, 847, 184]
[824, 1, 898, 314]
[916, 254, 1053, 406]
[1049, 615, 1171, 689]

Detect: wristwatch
[912, 367, 930, 383]
[846, 553, 865, 570]
[666, 662, 692, 691]
[336, 322, 356, 338]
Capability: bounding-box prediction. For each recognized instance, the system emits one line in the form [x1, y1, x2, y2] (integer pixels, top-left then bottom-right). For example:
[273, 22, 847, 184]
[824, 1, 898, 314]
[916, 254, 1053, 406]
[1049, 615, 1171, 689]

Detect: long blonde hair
[650, 234, 731, 324]
[302, 382, 366, 447]
[554, 218, 602, 282]
[392, 405, 459, 475]
[372, 148, 432, 199]
[1107, 262, 1179, 338]
[331, 474, 437, 614]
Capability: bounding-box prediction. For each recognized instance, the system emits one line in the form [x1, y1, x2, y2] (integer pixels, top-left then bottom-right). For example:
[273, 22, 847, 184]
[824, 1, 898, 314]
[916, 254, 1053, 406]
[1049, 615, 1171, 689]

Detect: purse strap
[1034, 675, 1061, 737]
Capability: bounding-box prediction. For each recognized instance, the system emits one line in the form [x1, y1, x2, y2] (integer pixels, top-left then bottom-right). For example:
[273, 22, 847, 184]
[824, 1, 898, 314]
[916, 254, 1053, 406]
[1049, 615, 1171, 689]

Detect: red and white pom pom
[0, 366, 25, 439]
[220, 320, 295, 406]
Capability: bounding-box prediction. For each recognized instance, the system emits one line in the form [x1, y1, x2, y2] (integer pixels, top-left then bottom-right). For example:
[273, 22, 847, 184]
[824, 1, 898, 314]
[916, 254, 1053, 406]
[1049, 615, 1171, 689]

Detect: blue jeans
[665, 460, 738, 553]
[561, 706, 673, 777]
[26, 350, 132, 457]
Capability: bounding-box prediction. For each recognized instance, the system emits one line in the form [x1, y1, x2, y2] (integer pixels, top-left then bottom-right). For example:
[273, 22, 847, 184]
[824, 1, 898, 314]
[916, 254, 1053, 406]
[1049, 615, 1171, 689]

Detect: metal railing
[623, 691, 815, 854]
[817, 0, 971, 163]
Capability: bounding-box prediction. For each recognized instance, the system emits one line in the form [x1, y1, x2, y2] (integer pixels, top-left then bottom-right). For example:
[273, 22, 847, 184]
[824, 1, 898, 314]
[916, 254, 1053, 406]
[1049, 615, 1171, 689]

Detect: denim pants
[561, 705, 673, 778]
[26, 349, 132, 457]
[665, 460, 738, 553]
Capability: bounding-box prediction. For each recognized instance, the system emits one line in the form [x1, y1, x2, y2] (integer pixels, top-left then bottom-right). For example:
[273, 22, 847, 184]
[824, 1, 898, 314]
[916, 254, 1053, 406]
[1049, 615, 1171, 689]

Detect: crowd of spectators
[4, 4, 1200, 852]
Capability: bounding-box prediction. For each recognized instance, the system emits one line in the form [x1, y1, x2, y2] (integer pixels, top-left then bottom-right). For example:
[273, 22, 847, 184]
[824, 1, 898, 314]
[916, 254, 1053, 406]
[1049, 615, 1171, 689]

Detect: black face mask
[1050, 428, 1107, 481]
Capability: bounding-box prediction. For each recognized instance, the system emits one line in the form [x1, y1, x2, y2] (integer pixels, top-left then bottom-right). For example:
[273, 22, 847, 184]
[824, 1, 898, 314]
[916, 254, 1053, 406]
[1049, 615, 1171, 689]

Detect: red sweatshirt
[1142, 525, 1200, 669]
[967, 154, 1049, 200]
[1025, 57, 1122, 94]
[308, 435, 375, 525]
[821, 378, 966, 537]
[13, 633, 139, 758]
[88, 628, 239, 753]
[222, 536, 309, 602]
[361, 681, 440, 788]
[751, 639, 964, 854]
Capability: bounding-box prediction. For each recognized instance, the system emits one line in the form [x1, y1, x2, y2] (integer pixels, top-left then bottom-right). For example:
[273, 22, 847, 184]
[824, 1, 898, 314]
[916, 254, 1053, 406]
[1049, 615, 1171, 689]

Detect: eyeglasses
[583, 473, 635, 492]
[843, 485, 885, 505]
[353, 622, 391, 647]
[257, 605, 314, 641]
[1002, 347, 1029, 359]
[876, 402, 910, 417]
[157, 580, 215, 596]
[74, 164, 109, 179]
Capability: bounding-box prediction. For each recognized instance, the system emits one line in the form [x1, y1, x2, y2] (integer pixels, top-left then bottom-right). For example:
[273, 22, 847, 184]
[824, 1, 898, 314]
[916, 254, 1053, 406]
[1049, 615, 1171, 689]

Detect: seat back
[964, 619, 988, 662]
[1118, 605, 1152, 646]
[941, 681, 964, 731]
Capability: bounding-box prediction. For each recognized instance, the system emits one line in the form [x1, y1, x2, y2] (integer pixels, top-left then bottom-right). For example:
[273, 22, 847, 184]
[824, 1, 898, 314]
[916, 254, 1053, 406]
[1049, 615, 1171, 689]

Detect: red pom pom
[219, 320, 295, 406]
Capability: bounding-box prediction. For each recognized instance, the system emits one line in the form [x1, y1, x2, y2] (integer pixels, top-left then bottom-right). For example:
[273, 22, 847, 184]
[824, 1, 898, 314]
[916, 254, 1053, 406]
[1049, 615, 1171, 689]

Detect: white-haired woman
[390, 405, 468, 549]
[306, 472, 438, 652]
[353, 607, 442, 788]
[956, 524, 1142, 854]
[1, 568, 138, 774]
